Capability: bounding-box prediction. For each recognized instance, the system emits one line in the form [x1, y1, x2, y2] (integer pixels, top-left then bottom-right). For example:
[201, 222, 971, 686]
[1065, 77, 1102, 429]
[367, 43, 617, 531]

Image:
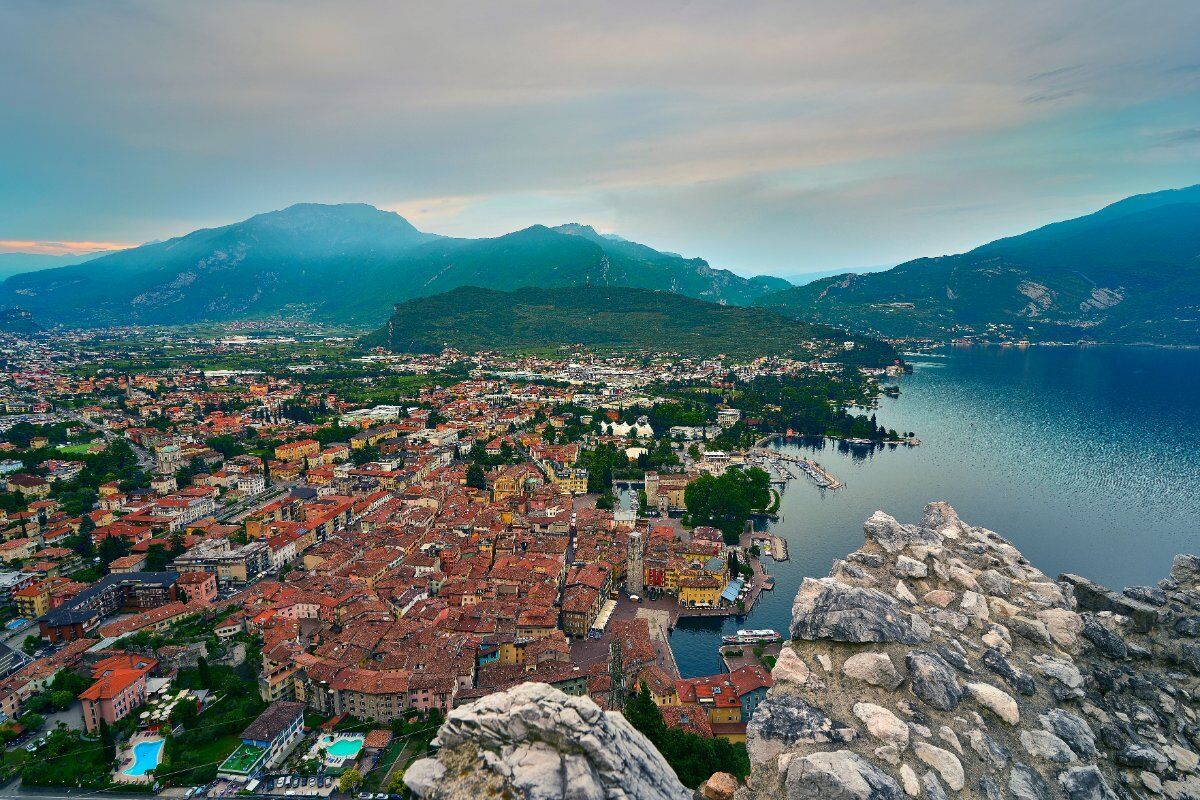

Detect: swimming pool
[316, 734, 364, 761]
[123, 738, 165, 777]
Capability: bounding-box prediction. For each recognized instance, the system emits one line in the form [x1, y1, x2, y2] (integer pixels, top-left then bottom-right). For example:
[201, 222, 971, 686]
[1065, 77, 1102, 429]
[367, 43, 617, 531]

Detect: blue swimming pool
[123, 738, 164, 777]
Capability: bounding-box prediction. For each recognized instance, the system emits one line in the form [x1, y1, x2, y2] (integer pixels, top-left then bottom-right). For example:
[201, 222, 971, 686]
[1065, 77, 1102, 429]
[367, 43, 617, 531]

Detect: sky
[2, 1, 1199, 276]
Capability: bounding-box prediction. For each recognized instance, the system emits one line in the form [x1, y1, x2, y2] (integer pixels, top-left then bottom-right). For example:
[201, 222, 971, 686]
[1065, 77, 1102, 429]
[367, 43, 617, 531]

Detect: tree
[339, 768, 364, 793]
[465, 462, 487, 490]
[99, 718, 115, 763]
[683, 467, 771, 544]
[624, 684, 666, 745]
[22, 635, 40, 656]
[197, 656, 212, 690]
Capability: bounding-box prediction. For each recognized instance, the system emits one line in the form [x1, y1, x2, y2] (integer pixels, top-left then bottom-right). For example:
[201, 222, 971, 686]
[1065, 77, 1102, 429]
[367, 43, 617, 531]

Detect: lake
[669, 345, 1200, 678]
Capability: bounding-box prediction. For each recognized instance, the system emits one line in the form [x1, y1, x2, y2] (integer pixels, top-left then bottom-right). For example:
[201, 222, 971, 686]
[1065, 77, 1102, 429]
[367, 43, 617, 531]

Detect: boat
[722, 628, 782, 645]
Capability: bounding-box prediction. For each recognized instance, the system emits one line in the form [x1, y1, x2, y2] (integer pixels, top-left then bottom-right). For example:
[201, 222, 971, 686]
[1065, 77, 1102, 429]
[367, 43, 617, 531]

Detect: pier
[747, 447, 844, 489]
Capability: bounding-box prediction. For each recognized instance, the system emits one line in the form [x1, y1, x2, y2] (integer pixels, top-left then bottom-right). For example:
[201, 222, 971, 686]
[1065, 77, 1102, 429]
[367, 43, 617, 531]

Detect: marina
[747, 446, 844, 489]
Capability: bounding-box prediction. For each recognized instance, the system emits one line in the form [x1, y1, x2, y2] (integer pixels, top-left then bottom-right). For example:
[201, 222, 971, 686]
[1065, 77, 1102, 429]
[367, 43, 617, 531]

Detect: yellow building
[550, 468, 589, 495]
[678, 573, 722, 607]
[14, 583, 51, 618]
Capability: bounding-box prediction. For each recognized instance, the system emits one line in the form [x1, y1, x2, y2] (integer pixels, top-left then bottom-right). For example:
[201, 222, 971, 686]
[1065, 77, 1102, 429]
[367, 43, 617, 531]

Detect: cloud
[0, 240, 134, 256]
[2, 1, 1200, 272]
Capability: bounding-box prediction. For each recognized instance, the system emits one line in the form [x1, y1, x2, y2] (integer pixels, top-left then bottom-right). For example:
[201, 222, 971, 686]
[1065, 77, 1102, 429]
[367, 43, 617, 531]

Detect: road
[66, 412, 154, 471]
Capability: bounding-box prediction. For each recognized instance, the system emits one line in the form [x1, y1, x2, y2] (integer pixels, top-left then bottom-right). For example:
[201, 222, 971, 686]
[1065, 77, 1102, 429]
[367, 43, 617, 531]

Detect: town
[0, 324, 904, 797]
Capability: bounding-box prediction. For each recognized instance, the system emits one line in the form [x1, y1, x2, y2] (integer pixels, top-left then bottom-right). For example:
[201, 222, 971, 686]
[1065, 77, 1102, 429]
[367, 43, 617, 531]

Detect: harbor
[747, 446, 844, 489]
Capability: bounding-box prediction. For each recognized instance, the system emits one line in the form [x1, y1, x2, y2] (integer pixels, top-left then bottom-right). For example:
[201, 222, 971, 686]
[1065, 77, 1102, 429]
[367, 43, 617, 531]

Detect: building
[674, 663, 771, 742]
[274, 440, 319, 463]
[644, 472, 691, 513]
[218, 701, 306, 780]
[626, 531, 644, 595]
[39, 572, 180, 643]
[79, 654, 157, 732]
[171, 539, 271, 585]
[237, 472, 266, 497]
[176, 570, 218, 604]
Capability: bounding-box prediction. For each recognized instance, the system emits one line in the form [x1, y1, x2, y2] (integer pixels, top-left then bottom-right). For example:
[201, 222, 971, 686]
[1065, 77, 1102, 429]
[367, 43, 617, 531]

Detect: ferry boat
[722, 628, 782, 645]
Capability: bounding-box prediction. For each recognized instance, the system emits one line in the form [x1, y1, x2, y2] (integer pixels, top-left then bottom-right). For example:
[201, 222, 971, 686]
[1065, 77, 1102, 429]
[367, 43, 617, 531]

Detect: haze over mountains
[2, 185, 1197, 345]
[756, 184, 1200, 345]
[0, 203, 787, 327]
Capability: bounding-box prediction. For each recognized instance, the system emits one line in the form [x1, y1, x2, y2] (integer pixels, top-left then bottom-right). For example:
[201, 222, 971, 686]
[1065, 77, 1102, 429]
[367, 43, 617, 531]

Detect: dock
[747, 447, 843, 489]
[770, 535, 789, 561]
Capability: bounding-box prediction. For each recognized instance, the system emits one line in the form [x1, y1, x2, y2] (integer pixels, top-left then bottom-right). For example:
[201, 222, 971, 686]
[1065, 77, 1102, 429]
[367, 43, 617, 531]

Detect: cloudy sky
[2, 1, 1199, 275]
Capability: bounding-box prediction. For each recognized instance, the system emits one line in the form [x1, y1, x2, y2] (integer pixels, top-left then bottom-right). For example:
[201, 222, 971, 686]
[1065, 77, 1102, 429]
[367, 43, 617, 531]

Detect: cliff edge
[742, 502, 1200, 800]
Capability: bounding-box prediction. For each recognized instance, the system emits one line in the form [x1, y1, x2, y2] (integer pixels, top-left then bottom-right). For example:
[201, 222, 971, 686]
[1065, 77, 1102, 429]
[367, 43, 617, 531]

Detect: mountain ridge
[0, 204, 787, 327]
[754, 184, 1200, 344]
[361, 284, 896, 364]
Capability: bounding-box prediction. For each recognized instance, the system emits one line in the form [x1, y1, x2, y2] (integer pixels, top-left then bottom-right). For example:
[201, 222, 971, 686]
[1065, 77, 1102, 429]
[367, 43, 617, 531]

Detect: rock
[1175, 616, 1200, 637]
[1124, 585, 1167, 606]
[791, 578, 926, 644]
[898, 764, 919, 797]
[893, 555, 927, 579]
[1057, 765, 1119, 800]
[965, 682, 1020, 725]
[1030, 654, 1085, 694]
[1008, 763, 1053, 800]
[700, 771, 739, 800]
[913, 742, 964, 791]
[1039, 709, 1097, 758]
[1062, 573, 1163, 633]
[404, 682, 692, 800]
[1007, 616, 1052, 646]
[853, 703, 909, 749]
[893, 580, 917, 605]
[841, 652, 902, 690]
[968, 728, 1011, 770]
[774, 646, 815, 687]
[923, 589, 955, 608]
[1037, 607, 1084, 650]
[403, 758, 446, 796]
[1078, 613, 1127, 660]
[922, 501, 965, 537]
[864, 510, 941, 553]
[1142, 771, 1164, 795]
[1020, 729, 1076, 763]
[978, 775, 1004, 800]
[920, 770, 948, 800]
[977, 569, 1012, 597]
[1116, 743, 1169, 772]
[905, 650, 962, 711]
[1172, 555, 1200, 585]
[1162, 776, 1200, 800]
[783, 749, 905, 800]
[981, 647, 1037, 695]
[749, 694, 855, 755]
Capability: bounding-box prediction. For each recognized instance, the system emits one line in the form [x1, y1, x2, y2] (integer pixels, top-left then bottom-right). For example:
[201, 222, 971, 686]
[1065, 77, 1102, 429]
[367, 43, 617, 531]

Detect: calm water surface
[670, 345, 1200, 677]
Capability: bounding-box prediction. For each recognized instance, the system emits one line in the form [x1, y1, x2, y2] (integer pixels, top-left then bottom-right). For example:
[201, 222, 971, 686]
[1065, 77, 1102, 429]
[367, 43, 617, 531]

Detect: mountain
[0, 251, 109, 281]
[0, 204, 788, 327]
[755, 185, 1200, 344]
[361, 284, 896, 364]
[0, 308, 41, 334]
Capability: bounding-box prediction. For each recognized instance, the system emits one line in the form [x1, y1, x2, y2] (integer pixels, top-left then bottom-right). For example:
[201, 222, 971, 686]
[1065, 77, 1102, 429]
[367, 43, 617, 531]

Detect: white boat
[722, 628, 782, 645]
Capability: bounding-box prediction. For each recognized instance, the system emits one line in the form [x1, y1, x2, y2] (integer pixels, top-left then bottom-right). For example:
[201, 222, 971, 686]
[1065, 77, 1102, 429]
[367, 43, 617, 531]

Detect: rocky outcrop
[742, 502, 1200, 800]
[404, 681, 691, 800]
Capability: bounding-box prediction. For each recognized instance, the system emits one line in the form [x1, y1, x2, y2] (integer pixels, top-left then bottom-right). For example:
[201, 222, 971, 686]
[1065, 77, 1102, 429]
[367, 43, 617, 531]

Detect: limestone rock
[791, 578, 925, 644]
[905, 650, 962, 711]
[784, 749, 905, 800]
[1020, 729, 1076, 763]
[912, 741, 964, 791]
[965, 681, 1020, 725]
[700, 772, 739, 800]
[404, 682, 691, 800]
[1008, 762, 1053, 800]
[1057, 765, 1119, 800]
[841, 652, 902, 690]
[852, 703, 909, 749]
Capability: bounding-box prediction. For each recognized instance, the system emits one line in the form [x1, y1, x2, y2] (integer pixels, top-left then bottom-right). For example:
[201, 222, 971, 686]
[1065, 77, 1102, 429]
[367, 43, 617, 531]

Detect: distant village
[0, 325, 897, 796]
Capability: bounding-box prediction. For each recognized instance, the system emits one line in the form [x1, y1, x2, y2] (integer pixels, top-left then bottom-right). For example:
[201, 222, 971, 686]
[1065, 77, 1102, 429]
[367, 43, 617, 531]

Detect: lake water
[669, 345, 1200, 678]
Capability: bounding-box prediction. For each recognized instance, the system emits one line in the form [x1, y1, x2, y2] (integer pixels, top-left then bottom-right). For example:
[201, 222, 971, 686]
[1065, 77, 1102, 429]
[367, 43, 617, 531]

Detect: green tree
[197, 655, 212, 690]
[339, 767, 364, 793]
[99, 718, 115, 763]
[465, 462, 487, 490]
[22, 635, 40, 656]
